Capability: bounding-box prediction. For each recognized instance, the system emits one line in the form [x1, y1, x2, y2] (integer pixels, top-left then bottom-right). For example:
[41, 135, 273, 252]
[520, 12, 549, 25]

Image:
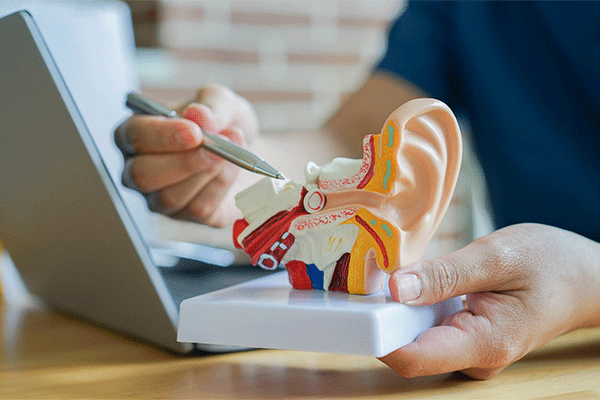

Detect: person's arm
[324, 71, 428, 158]
[114, 72, 422, 226]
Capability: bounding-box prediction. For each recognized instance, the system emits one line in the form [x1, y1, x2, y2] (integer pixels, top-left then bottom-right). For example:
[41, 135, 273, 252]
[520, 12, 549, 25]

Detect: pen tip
[275, 173, 285, 180]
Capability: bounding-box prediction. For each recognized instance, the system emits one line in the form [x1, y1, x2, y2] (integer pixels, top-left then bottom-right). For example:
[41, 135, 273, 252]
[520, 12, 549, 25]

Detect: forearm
[248, 72, 427, 182]
[571, 234, 600, 330]
[325, 71, 427, 158]
[248, 129, 343, 182]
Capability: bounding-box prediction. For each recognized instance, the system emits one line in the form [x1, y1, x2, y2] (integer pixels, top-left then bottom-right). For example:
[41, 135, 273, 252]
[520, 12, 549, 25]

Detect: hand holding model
[383, 223, 600, 379]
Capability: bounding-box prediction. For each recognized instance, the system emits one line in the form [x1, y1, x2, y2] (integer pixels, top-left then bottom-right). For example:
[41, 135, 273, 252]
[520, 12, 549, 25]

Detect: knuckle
[482, 336, 521, 368]
[486, 350, 512, 369]
[222, 126, 245, 147]
[428, 259, 460, 300]
[479, 231, 530, 284]
[196, 85, 233, 102]
[125, 121, 146, 154]
[180, 152, 202, 175]
[126, 160, 151, 191]
[482, 236, 513, 268]
[115, 121, 138, 155]
[212, 172, 235, 188]
[172, 120, 198, 147]
[121, 116, 167, 155]
[155, 191, 181, 214]
[144, 117, 165, 141]
[187, 201, 214, 224]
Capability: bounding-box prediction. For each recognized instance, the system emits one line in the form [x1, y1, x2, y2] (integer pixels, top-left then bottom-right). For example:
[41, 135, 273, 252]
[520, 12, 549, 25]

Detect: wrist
[570, 237, 600, 330]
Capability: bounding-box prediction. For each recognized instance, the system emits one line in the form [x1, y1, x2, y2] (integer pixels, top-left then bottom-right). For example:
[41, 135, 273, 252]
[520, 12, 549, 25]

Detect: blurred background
[128, 0, 405, 134]
[0, 0, 492, 298]
[124, 0, 488, 258]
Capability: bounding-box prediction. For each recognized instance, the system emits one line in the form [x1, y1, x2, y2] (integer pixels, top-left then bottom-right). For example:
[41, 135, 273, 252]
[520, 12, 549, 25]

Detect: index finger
[379, 310, 495, 378]
[114, 115, 202, 155]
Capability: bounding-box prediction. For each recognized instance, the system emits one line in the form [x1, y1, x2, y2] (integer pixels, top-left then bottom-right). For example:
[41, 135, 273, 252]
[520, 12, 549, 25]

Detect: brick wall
[138, 0, 406, 134]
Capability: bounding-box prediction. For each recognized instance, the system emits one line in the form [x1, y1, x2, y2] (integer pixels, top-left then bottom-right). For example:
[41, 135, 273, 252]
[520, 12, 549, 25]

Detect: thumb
[389, 236, 518, 305]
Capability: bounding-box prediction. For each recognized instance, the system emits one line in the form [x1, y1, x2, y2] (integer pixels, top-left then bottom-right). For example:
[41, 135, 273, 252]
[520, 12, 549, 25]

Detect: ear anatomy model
[233, 99, 462, 295]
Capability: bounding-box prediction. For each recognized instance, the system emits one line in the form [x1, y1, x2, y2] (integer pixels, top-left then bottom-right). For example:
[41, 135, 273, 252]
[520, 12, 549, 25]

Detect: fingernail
[393, 274, 422, 303]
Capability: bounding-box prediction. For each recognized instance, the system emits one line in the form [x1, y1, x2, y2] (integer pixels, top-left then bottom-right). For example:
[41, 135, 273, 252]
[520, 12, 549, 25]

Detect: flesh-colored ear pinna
[233, 98, 462, 295]
[382, 98, 463, 267]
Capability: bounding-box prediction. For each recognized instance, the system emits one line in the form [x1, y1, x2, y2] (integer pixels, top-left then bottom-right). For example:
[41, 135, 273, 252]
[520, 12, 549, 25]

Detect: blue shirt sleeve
[376, 1, 458, 107]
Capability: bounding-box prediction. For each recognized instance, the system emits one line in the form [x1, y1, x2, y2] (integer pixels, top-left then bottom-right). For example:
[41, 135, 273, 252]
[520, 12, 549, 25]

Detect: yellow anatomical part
[361, 121, 401, 195]
[342, 208, 400, 294]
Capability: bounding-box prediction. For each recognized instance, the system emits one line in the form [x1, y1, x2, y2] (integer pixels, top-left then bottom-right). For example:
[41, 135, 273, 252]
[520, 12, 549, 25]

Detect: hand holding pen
[114, 86, 282, 227]
[125, 92, 283, 180]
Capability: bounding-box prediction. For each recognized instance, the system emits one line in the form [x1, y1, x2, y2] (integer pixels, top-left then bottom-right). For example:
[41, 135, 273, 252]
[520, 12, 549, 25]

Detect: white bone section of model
[310, 136, 373, 191]
[235, 178, 306, 244]
[236, 149, 369, 244]
[236, 152, 369, 267]
[290, 207, 359, 232]
[283, 223, 359, 280]
[306, 158, 362, 189]
[303, 188, 326, 213]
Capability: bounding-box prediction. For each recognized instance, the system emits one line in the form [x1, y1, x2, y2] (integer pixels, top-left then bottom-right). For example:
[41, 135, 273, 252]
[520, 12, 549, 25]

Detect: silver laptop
[0, 10, 268, 353]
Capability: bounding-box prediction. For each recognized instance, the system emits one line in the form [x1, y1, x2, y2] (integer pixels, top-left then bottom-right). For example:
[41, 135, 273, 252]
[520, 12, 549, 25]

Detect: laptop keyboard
[159, 260, 272, 308]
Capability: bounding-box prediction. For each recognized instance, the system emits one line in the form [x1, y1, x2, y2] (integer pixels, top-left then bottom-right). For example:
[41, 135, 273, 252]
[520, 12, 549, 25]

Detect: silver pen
[125, 92, 284, 180]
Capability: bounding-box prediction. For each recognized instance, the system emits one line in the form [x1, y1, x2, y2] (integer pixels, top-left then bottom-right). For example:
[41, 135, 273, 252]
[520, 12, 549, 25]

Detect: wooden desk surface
[1, 299, 600, 400]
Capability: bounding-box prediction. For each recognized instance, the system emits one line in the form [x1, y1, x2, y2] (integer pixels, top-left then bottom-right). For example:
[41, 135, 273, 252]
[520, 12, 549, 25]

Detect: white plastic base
[178, 272, 463, 357]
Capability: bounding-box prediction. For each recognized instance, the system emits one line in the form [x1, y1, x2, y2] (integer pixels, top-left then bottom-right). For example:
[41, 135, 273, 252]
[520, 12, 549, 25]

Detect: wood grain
[1, 299, 599, 399]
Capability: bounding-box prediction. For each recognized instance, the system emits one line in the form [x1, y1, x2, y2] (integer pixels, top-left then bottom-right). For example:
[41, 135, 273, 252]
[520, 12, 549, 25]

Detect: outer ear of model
[233, 98, 462, 295]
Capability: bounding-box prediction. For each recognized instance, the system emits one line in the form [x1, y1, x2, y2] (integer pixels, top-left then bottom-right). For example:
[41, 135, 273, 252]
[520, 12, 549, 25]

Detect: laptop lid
[0, 0, 153, 241]
[0, 11, 192, 353]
